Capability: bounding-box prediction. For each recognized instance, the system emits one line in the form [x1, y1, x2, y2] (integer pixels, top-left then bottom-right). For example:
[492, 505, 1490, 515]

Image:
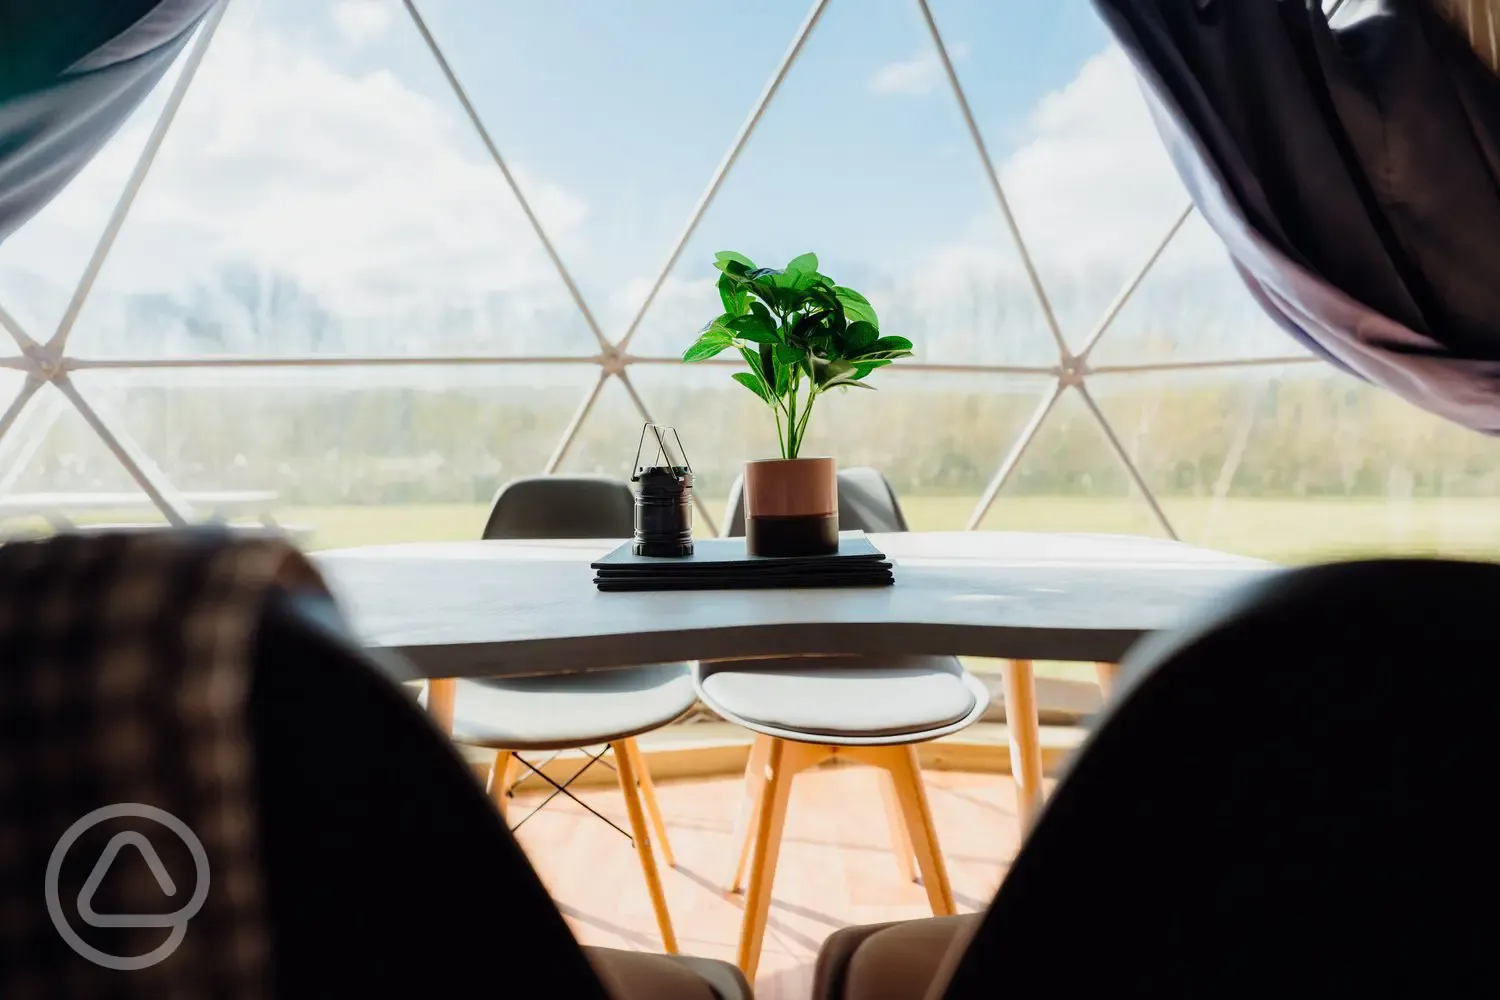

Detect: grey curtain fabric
[0, 0, 215, 244]
[1094, 0, 1500, 433]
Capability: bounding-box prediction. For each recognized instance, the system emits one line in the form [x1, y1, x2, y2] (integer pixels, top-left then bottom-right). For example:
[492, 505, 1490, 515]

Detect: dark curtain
[1094, 0, 1500, 434]
[0, 0, 216, 244]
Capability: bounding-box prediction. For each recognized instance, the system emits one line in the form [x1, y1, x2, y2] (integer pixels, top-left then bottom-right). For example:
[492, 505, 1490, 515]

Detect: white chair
[710, 468, 991, 979]
[452, 475, 694, 953]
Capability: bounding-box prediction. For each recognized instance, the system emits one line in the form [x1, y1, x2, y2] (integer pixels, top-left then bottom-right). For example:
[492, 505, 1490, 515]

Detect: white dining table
[314, 530, 1273, 824]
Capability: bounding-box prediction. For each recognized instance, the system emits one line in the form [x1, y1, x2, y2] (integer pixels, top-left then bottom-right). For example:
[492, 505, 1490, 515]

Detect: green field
[285, 494, 1500, 565]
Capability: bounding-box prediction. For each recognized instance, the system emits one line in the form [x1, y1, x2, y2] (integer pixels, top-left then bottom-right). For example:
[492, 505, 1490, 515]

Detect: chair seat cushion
[813, 914, 982, 1000]
[452, 663, 696, 751]
[697, 655, 979, 741]
[586, 947, 753, 1000]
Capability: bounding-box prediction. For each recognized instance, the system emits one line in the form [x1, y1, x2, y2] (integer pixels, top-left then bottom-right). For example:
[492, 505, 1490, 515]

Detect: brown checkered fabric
[0, 529, 328, 999]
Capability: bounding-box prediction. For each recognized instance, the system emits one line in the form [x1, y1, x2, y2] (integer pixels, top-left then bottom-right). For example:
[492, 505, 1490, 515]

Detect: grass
[283, 494, 1500, 565]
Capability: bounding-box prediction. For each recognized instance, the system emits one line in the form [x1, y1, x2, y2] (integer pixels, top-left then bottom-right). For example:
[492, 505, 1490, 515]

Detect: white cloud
[0, 0, 595, 355]
[896, 45, 1285, 359]
[330, 0, 396, 48]
[868, 43, 969, 96]
[1000, 47, 1198, 273]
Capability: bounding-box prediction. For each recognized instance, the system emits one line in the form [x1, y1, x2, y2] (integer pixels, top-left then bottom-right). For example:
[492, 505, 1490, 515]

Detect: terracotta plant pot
[742, 457, 838, 557]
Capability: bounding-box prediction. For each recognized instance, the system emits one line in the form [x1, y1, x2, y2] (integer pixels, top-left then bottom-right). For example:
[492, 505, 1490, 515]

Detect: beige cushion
[452, 663, 696, 751]
[814, 914, 982, 1000]
[698, 655, 978, 740]
[586, 946, 752, 1000]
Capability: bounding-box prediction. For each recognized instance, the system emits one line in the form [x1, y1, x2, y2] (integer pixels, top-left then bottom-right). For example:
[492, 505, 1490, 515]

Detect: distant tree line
[9, 367, 1499, 506]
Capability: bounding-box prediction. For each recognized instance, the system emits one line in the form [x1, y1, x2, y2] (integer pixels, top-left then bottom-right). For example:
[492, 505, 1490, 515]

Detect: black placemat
[595, 570, 893, 592]
[592, 533, 894, 591]
[593, 533, 885, 571]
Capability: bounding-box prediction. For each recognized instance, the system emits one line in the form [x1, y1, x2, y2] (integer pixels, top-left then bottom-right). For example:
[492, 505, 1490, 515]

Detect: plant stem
[794, 387, 817, 456]
[785, 373, 799, 459]
[773, 404, 787, 460]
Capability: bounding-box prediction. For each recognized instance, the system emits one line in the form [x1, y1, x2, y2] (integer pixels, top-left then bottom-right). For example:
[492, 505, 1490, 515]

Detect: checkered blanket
[0, 529, 328, 999]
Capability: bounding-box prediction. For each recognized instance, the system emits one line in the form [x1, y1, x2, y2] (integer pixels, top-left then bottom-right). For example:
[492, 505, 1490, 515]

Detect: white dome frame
[0, 0, 1321, 539]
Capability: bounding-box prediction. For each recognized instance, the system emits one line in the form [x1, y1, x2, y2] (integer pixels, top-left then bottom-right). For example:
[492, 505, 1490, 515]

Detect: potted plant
[682, 251, 914, 556]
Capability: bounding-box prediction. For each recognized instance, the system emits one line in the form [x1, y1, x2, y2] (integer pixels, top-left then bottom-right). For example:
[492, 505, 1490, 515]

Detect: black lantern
[631, 423, 694, 557]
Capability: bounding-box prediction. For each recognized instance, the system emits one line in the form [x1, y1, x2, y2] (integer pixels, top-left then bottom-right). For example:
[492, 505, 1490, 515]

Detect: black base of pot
[746, 514, 839, 557]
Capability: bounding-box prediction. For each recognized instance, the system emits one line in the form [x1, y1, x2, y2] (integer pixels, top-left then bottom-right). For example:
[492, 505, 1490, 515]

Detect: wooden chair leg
[878, 769, 916, 883]
[426, 677, 456, 735]
[488, 749, 514, 823]
[883, 745, 956, 916]
[623, 739, 674, 868]
[503, 754, 523, 794]
[1003, 658, 1046, 832]
[727, 734, 772, 892]
[611, 740, 678, 954]
[737, 738, 811, 981]
[1096, 661, 1121, 700]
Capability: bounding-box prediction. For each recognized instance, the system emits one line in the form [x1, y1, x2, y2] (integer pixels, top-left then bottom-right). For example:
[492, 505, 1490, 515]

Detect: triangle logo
[76, 831, 181, 929]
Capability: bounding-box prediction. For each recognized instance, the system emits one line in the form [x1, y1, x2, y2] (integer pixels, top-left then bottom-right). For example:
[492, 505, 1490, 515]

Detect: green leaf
[835, 286, 879, 329]
[758, 342, 776, 384]
[791, 309, 830, 343]
[682, 328, 732, 362]
[746, 266, 784, 282]
[737, 344, 763, 378]
[786, 252, 819, 275]
[732, 371, 772, 403]
[815, 358, 854, 387]
[845, 320, 878, 352]
[805, 283, 840, 311]
[728, 313, 779, 344]
[744, 282, 784, 315]
[869, 335, 913, 354]
[749, 300, 774, 328]
[852, 360, 891, 380]
[714, 250, 755, 273]
[774, 356, 791, 397]
[773, 344, 806, 367]
[717, 273, 747, 316]
[772, 269, 819, 293]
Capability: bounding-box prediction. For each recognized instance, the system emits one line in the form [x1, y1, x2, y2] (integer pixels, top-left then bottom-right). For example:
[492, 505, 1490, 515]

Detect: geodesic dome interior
[3, 0, 1498, 562]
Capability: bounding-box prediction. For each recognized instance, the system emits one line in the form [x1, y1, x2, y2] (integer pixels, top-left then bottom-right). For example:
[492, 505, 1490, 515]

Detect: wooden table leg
[1003, 659, 1045, 832]
[426, 677, 456, 735]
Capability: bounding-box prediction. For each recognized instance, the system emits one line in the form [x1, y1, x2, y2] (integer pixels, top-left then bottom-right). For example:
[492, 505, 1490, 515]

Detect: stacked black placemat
[593, 532, 893, 592]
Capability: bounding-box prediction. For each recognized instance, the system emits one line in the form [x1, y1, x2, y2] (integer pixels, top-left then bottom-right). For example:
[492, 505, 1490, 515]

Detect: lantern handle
[631, 423, 692, 482]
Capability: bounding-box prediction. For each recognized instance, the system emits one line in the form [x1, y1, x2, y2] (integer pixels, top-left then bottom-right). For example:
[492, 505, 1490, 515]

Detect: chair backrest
[721, 466, 910, 536]
[252, 591, 611, 998]
[482, 475, 635, 540]
[933, 559, 1498, 999]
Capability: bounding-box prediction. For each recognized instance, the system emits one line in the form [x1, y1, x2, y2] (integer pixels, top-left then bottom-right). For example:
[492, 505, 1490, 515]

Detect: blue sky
[405, 0, 1121, 342]
[3, 0, 1275, 368]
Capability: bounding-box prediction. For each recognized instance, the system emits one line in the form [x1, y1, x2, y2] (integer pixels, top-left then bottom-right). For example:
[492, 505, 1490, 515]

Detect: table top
[314, 531, 1274, 680]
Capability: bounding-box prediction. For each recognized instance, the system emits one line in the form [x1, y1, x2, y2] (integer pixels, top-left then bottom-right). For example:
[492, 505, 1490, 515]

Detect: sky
[0, 0, 1300, 371]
